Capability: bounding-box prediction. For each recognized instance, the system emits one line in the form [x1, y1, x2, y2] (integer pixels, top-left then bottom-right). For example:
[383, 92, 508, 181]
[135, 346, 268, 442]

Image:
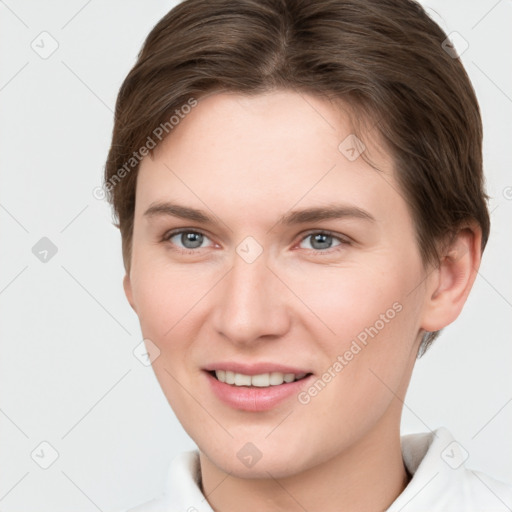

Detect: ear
[123, 273, 137, 312]
[420, 224, 482, 333]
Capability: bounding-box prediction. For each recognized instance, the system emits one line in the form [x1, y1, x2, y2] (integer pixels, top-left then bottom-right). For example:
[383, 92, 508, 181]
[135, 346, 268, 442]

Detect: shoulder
[118, 432, 512, 512]
[120, 496, 163, 512]
[120, 450, 212, 512]
[388, 427, 512, 512]
[461, 468, 512, 510]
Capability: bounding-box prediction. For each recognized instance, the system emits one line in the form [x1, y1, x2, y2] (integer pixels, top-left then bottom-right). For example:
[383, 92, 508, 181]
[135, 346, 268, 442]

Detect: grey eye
[301, 232, 342, 251]
[170, 231, 206, 249]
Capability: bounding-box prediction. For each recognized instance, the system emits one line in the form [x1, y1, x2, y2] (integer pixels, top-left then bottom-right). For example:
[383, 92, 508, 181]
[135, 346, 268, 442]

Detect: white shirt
[122, 427, 512, 511]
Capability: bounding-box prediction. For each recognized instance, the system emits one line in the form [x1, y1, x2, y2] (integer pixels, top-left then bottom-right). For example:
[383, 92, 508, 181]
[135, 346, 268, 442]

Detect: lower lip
[204, 371, 314, 412]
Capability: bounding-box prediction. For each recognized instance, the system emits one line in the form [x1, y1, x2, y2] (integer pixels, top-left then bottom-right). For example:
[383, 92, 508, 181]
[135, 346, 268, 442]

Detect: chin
[197, 432, 319, 479]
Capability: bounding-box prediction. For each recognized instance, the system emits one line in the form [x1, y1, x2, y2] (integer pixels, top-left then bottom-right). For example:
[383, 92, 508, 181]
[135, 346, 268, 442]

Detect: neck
[199, 410, 411, 512]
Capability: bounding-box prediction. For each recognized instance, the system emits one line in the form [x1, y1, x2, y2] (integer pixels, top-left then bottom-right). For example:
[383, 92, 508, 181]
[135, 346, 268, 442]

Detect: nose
[212, 247, 291, 346]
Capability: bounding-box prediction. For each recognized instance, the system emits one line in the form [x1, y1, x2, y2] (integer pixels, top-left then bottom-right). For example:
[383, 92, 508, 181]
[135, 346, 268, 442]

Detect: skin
[124, 90, 481, 512]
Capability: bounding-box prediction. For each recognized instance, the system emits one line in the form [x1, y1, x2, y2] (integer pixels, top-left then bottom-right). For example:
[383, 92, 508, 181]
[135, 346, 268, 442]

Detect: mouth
[207, 369, 313, 387]
[204, 368, 315, 412]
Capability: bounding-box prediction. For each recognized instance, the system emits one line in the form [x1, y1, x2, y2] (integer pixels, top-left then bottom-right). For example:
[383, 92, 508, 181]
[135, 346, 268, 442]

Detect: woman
[105, 1, 512, 510]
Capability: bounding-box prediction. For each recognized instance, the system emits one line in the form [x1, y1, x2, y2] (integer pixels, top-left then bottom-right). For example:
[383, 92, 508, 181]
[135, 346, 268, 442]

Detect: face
[125, 90, 432, 478]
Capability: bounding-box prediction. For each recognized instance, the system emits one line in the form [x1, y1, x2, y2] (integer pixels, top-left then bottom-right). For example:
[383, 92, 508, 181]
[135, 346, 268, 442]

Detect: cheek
[130, 264, 199, 404]
[130, 257, 208, 337]
[285, 261, 411, 337]
[132, 249, 420, 350]
[292, 262, 420, 391]
[296, 306, 416, 443]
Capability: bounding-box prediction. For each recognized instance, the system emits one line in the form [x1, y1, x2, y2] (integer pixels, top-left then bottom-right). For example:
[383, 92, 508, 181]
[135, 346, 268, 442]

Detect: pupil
[182, 232, 203, 249]
[312, 233, 331, 250]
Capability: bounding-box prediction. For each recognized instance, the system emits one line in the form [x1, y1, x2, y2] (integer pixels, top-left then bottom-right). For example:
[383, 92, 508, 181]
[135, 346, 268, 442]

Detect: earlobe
[420, 225, 482, 333]
[123, 273, 136, 312]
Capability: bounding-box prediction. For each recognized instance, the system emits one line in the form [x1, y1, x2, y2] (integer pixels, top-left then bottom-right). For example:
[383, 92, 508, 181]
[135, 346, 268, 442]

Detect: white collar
[136, 427, 512, 511]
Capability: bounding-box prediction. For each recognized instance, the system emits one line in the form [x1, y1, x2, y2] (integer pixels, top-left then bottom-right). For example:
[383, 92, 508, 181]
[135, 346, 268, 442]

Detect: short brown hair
[104, 0, 490, 355]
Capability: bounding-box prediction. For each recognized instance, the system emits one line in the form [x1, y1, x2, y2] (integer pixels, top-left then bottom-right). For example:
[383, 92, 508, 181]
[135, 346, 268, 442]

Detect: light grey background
[0, 1, 511, 511]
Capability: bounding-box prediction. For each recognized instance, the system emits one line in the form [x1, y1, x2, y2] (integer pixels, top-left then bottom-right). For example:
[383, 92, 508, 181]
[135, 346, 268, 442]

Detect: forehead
[152, 90, 387, 167]
[136, 90, 403, 226]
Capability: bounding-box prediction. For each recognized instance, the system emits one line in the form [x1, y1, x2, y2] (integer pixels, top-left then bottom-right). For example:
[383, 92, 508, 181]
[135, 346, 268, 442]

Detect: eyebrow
[143, 201, 375, 226]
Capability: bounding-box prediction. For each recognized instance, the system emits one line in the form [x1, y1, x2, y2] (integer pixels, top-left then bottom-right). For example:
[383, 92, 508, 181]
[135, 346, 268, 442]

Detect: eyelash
[161, 228, 351, 255]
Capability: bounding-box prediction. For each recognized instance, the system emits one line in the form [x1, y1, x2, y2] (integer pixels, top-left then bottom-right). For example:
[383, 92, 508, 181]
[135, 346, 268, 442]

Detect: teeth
[214, 370, 307, 387]
[252, 373, 270, 387]
[235, 373, 251, 386]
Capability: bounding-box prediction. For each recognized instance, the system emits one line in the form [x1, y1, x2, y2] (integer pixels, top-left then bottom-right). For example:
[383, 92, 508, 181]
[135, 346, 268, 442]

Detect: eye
[163, 229, 213, 251]
[298, 231, 348, 252]
[162, 229, 350, 254]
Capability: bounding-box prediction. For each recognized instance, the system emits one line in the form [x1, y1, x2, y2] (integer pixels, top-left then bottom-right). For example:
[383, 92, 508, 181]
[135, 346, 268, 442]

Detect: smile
[204, 370, 314, 412]
[212, 370, 310, 387]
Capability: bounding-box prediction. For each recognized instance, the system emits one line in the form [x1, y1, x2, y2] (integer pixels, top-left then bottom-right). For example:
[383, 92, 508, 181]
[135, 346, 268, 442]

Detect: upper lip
[203, 362, 313, 376]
